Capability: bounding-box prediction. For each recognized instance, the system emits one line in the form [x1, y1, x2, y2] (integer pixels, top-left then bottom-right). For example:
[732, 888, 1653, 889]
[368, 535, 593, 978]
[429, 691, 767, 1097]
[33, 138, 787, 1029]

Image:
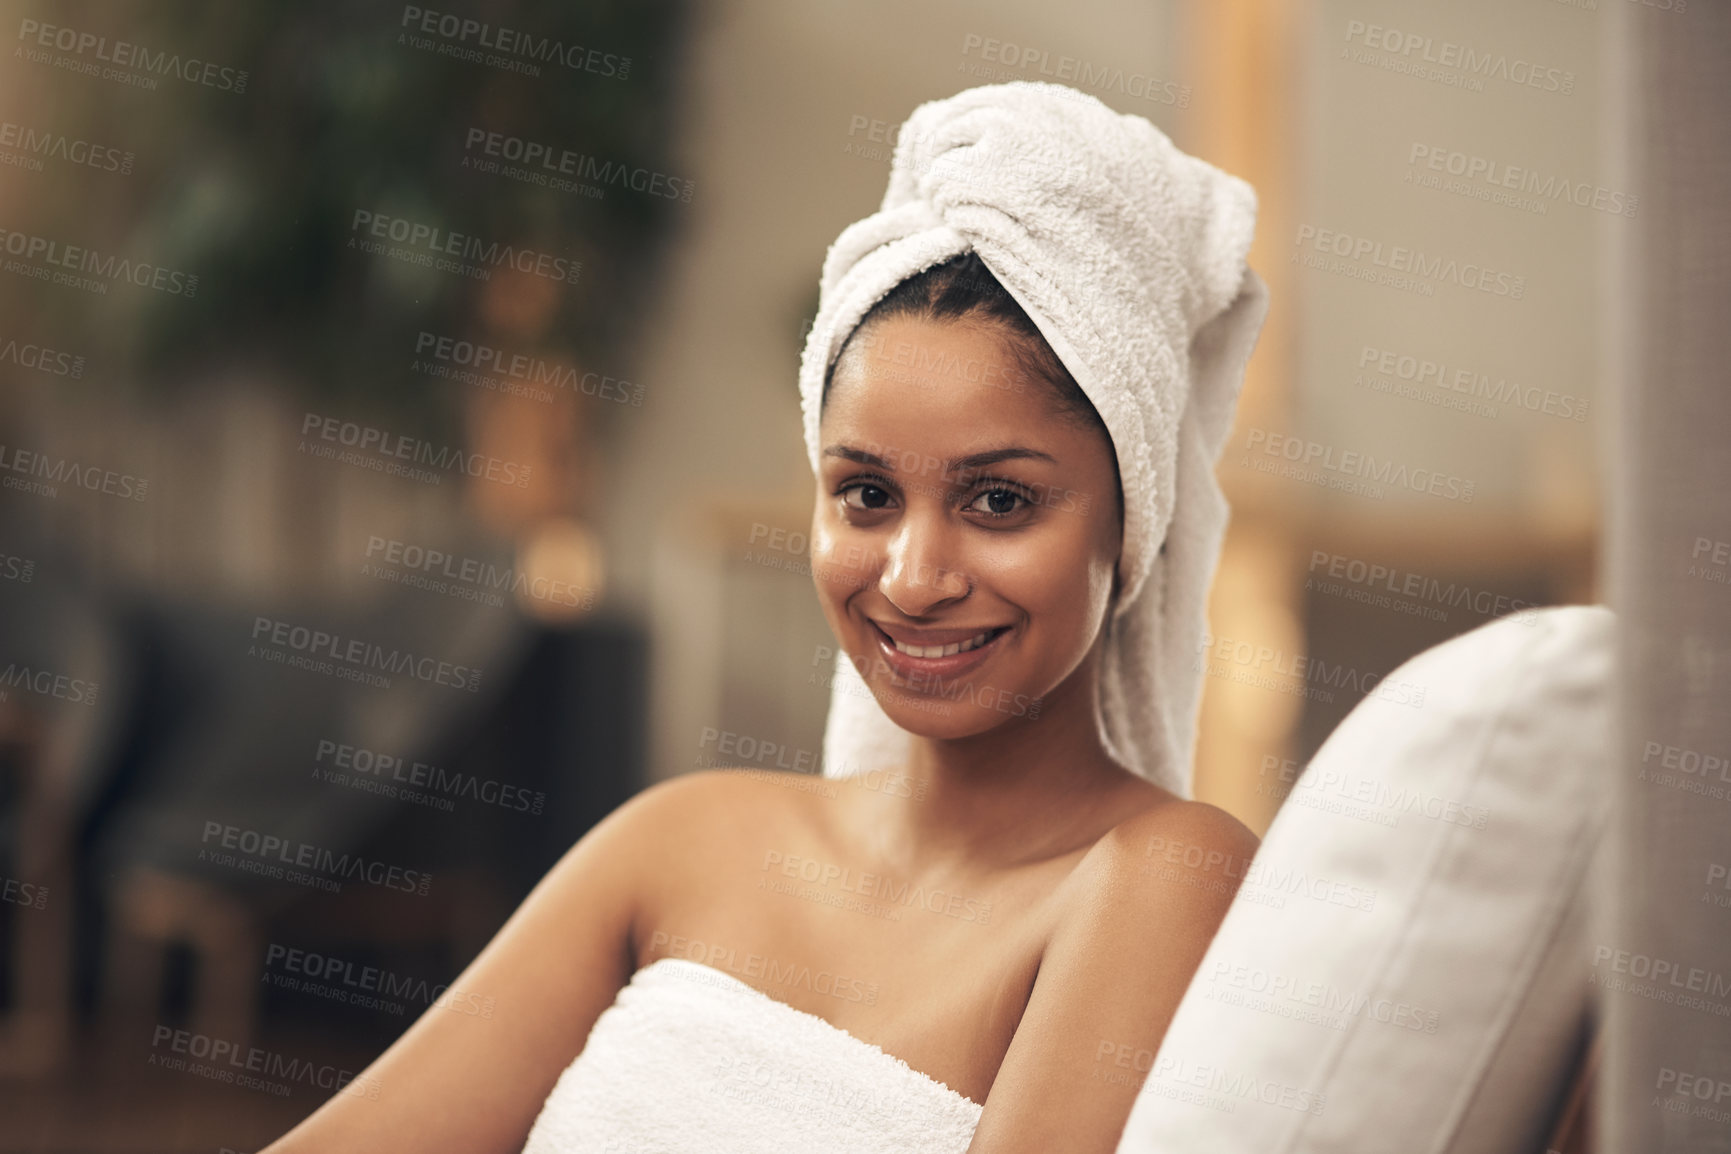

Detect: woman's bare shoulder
[1083, 792, 1261, 880]
[966, 794, 1259, 1152]
[1026, 786, 1259, 944]
[1033, 789, 1261, 942]
[582, 767, 823, 875]
[619, 766, 820, 823]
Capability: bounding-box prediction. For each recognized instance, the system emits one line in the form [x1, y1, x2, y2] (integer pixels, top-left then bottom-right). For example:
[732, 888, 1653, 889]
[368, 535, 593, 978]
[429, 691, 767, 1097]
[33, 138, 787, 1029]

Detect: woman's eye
[842, 483, 892, 511]
[968, 488, 1026, 517]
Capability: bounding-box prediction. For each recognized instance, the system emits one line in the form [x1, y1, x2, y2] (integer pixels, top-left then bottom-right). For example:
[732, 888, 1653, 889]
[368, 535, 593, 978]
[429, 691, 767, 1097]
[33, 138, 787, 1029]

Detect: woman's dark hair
[822, 252, 1110, 442]
[822, 251, 1123, 524]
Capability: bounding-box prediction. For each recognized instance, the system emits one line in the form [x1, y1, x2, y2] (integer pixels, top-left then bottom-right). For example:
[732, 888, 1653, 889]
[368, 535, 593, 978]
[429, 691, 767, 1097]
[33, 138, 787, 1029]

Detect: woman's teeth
[891, 629, 999, 658]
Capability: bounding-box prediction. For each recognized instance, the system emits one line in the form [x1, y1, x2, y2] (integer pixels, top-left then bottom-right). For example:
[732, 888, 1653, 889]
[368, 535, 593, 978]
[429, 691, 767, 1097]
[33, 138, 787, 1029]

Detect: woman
[264, 80, 1269, 1154]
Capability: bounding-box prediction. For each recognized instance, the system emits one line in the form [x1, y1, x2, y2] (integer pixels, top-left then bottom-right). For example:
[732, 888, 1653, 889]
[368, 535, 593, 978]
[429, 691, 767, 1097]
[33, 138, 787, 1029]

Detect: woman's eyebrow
[821, 445, 1058, 471]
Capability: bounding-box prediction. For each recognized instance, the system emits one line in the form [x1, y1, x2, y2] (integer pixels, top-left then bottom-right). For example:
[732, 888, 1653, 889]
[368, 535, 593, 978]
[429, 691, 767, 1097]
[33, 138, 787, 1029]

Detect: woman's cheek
[980, 528, 1110, 657]
[808, 522, 874, 597]
[967, 533, 1056, 602]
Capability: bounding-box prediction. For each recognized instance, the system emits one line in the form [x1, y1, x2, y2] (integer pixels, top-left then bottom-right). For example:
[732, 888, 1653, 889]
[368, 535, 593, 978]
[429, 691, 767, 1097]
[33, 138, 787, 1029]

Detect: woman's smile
[867, 619, 1014, 683]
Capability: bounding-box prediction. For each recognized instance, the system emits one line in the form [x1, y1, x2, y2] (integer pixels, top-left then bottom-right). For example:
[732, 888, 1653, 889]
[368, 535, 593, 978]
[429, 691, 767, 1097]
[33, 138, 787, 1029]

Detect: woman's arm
[966, 801, 1258, 1154]
[260, 775, 687, 1154]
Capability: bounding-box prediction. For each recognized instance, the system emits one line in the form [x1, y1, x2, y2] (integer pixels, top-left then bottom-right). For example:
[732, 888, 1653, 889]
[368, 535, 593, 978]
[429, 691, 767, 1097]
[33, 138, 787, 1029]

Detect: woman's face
[812, 312, 1122, 740]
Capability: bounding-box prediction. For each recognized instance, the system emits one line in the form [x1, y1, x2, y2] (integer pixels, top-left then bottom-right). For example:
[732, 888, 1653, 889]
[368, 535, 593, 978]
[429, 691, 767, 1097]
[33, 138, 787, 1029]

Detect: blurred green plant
[4, 0, 690, 437]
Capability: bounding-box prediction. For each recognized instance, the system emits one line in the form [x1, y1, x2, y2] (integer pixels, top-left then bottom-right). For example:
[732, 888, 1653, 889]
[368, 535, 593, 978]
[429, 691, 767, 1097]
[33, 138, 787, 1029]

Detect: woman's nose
[878, 518, 970, 615]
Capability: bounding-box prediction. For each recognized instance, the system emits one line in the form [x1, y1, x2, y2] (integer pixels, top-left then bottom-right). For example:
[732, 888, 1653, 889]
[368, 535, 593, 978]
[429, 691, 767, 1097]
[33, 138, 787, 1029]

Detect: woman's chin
[872, 692, 1042, 741]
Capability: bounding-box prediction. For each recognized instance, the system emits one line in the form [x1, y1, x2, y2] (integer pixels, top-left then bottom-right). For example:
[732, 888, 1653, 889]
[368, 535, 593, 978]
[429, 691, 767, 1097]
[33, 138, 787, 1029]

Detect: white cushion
[1116, 606, 1613, 1154]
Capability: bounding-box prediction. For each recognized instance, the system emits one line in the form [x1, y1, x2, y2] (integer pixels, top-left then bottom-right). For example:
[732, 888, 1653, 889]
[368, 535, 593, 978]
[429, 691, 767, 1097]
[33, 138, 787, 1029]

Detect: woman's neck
[848, 652, 1159, 876]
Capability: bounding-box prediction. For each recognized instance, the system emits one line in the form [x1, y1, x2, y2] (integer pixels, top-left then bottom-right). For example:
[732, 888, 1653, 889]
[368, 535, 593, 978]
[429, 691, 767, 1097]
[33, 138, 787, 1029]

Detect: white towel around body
[520, 958, 983, 1154]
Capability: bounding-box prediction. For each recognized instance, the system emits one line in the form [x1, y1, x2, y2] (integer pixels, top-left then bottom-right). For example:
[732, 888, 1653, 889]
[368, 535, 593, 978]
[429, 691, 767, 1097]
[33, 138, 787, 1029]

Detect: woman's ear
[1103, 566, 1123, 639]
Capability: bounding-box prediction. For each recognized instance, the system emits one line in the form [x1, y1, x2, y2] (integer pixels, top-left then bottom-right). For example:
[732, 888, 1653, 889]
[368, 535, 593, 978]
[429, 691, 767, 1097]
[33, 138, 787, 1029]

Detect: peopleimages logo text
[0, 335, 84, 378]
[0, 443, 149, 501]
[200, 820, 432, 896]
[463, 128, 692, 202]
[398, 7, 629, 79]
[16, 19, 249, 92]
[299, 412, 533, 488]
[1342, 20, 1574, 95]
[348, 209, 580, 284]
[413, 332, 643, 406]
[250, 615, 484, 692]
[0, 227, 197, 296]
[0, 120, 133, 174]
[1293, 225, 1524, 300]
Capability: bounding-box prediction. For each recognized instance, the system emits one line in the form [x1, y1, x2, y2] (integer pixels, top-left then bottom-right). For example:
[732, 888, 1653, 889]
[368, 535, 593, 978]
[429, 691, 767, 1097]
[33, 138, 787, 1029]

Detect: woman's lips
[867, 621, 1010, 685]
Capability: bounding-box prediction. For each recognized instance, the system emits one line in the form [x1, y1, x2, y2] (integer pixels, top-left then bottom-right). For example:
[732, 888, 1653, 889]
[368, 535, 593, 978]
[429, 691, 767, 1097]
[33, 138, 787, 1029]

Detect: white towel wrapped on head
[798, 81, 1269, 798]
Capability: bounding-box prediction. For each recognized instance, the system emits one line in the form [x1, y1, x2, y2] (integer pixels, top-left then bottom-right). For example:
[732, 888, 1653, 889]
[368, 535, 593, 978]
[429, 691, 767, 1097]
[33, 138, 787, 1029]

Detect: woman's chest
[630, 799, 1078, 1103]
